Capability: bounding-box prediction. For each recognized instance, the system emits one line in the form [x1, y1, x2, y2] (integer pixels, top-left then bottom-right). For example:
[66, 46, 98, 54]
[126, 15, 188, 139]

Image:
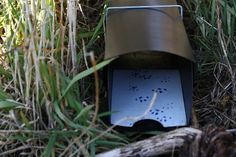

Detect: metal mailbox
[104, 0, 194, 129]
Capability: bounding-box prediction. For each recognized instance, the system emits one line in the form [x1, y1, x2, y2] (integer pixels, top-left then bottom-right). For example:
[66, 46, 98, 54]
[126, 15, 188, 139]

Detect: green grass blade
[0, 66, 12, 79]
[53, 101, 85, 129]
[210, 0, 216, 26]
[73, 105, 93, 121]
[219, 0, 236, 17]
[98, 111, 112, 118]
[20, 111, 32, 129]
[43, 134, 57, 157]
[0, 100, 18, 109]
[89, 141, 95, 157]
[62, 58, 116, 98]
[87, 14, 104, 48]
[0, 89, 11, 100]
[95, 140, 126, 148]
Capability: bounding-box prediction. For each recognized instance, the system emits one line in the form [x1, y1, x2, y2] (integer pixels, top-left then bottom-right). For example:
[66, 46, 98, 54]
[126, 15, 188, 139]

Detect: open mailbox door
[104, 0, 194, 129]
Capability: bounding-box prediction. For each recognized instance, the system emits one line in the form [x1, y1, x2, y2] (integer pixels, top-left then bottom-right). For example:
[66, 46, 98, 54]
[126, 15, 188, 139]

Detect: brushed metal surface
[104, 0, 194, 62]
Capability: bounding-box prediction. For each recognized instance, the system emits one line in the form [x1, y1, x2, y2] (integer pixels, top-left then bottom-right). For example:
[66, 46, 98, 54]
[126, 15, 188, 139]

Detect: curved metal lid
[104, 0, 194, 62]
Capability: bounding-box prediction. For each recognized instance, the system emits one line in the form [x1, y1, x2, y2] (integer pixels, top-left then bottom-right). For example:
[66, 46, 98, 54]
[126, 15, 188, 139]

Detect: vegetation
[0, 0, 235, 156]
[184, 0, 236, 128]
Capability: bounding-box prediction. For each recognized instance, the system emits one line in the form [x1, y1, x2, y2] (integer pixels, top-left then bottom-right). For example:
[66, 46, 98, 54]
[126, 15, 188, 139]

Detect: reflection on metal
[104, 5, 183, 31]
[104, 0, 194, 129]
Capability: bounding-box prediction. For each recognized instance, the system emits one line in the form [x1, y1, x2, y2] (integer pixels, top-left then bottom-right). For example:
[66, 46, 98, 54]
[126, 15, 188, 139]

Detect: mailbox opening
[107, 52, 193, 128]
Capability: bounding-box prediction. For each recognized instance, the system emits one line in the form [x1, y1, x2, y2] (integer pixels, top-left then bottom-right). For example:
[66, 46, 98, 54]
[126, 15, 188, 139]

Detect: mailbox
[104, 0, 194, 129]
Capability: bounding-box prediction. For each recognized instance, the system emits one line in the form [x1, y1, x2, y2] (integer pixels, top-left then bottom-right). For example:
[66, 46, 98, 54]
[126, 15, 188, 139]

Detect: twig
[96, 127, 202, 157]
[89, 52, 99, 124]
[0, 145, 45, 156]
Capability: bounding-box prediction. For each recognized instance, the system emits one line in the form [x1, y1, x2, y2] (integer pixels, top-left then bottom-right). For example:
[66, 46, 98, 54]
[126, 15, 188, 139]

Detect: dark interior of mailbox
[108, 52, 193, 128]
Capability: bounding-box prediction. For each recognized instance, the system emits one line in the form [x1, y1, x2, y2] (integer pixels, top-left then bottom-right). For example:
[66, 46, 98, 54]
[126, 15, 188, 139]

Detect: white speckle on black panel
[111, 69, 186, 127]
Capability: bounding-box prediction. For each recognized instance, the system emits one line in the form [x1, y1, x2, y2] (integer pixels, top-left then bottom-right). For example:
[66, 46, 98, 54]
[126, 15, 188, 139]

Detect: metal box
[104, 0, 194, 129]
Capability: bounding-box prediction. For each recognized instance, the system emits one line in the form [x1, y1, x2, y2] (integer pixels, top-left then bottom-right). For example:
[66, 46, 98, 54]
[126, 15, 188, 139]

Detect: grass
[0, 0, 127, 156]
[0, 0, 236, 156]
[182, 0, 236, 128]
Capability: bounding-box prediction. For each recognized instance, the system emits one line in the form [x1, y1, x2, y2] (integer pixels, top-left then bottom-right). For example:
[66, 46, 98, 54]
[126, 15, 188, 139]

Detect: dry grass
[183, 0, 236, 128]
